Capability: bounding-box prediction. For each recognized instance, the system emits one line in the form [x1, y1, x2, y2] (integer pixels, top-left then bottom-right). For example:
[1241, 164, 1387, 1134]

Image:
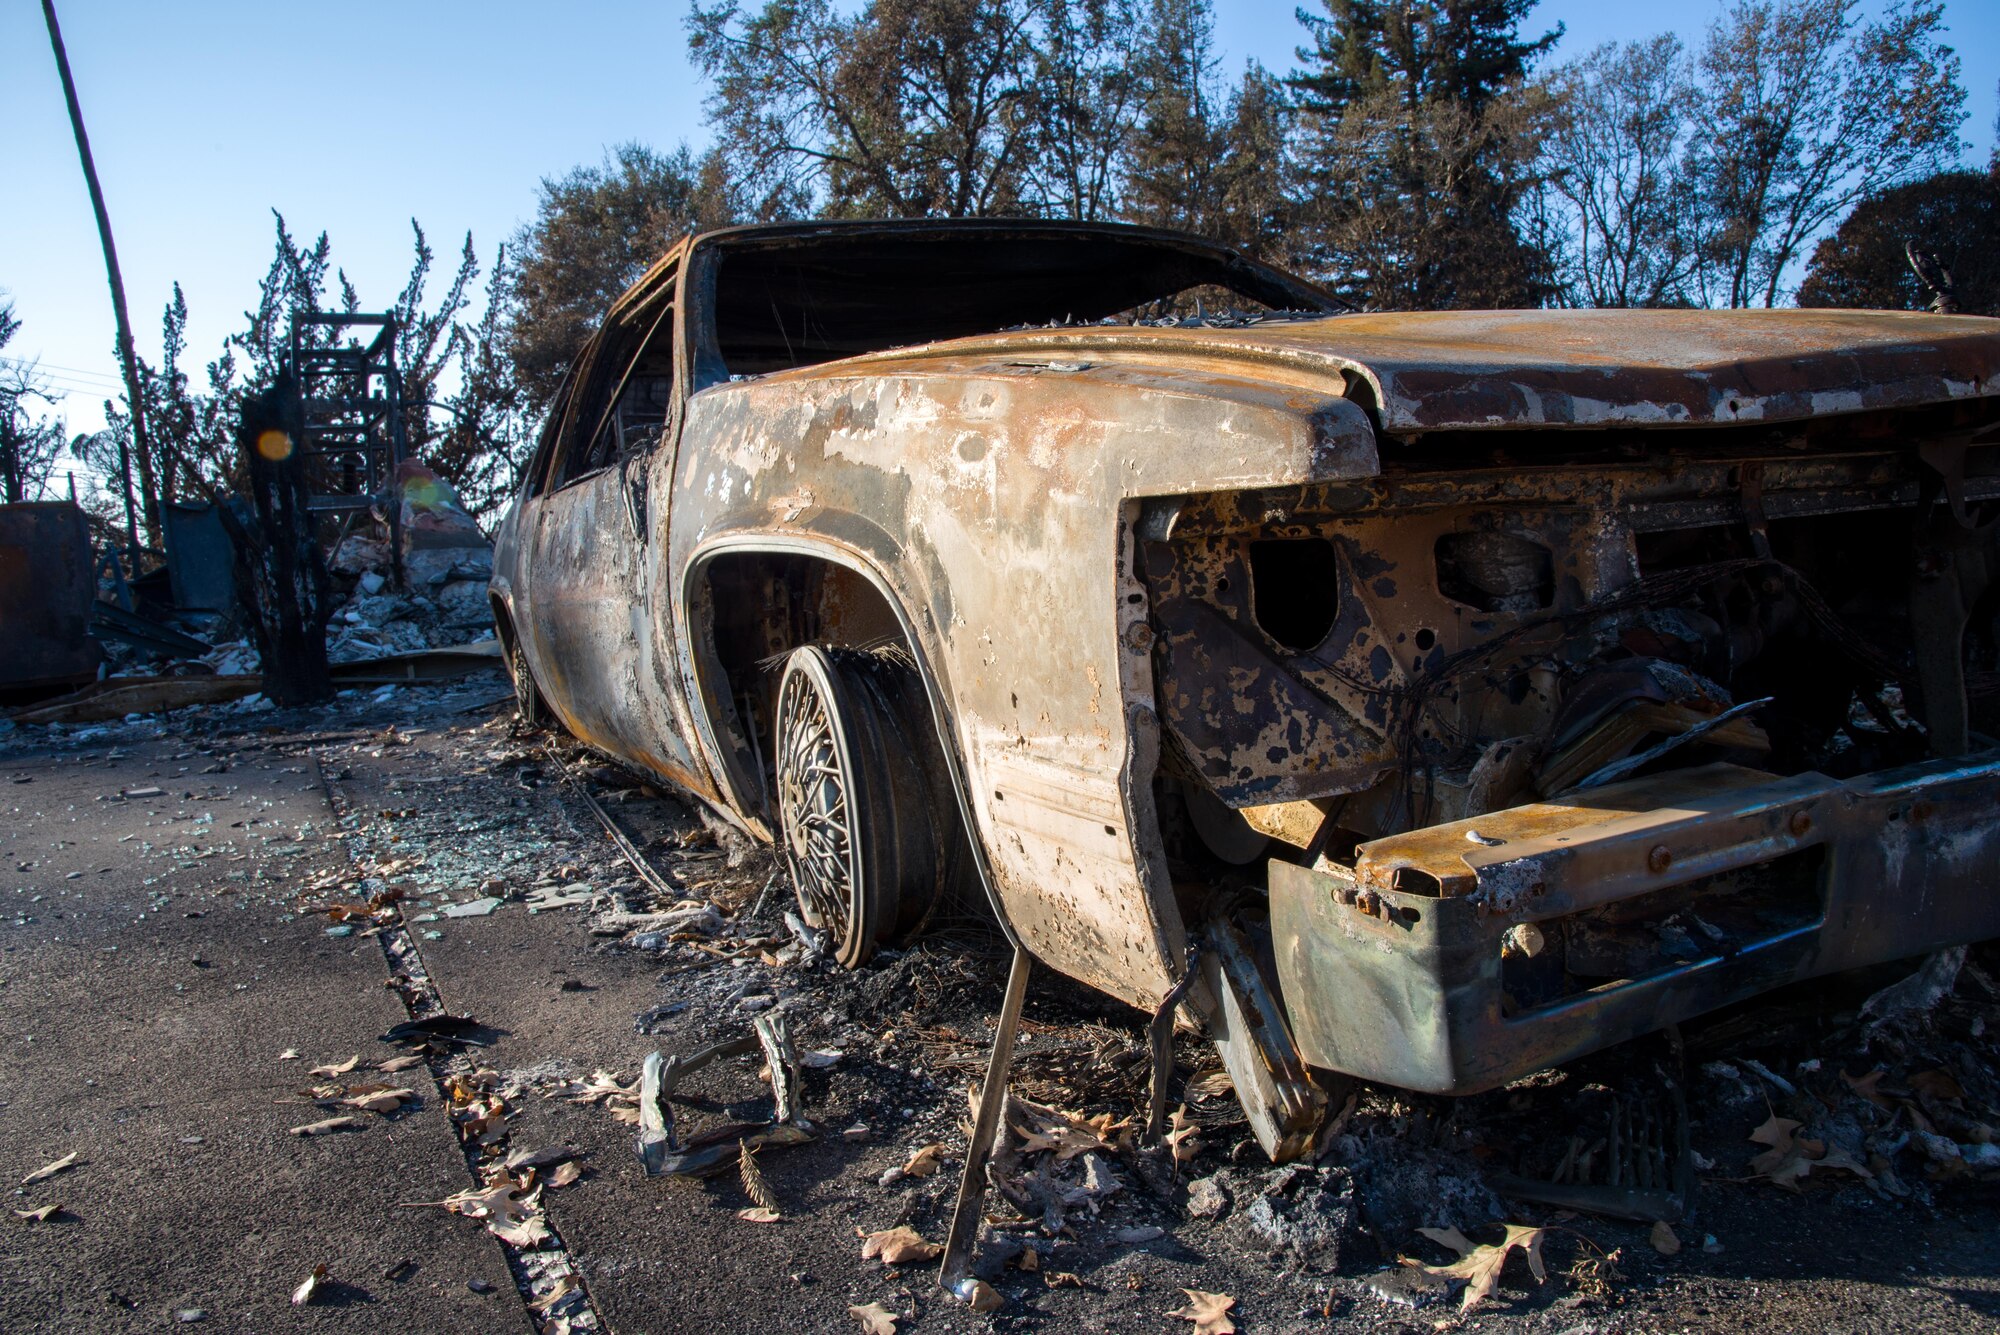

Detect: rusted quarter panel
[668, 354, 1377, 1004]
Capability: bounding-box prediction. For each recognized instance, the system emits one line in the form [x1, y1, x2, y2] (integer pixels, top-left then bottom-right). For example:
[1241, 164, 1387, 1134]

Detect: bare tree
[1023, 0, 1147, 220]
[1688, 0, 1965, 309]
[688, 0, 1045, 220]
[1536, 37, 1701, 307]
[0, 301, 69, 504]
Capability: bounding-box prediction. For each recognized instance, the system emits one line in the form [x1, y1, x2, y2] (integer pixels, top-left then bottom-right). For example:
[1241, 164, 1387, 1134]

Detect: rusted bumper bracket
[1271, 754, 2000, 1095]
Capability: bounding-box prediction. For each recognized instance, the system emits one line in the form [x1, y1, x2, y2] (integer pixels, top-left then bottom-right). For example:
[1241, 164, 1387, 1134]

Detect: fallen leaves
[1168, 1288, 1237, 1335]
[902, 1142, 946, 1178]
[291, 1263, 328, 1306]
[1649, 1220, 1682, 1256]
[848, 1302, 899, 1334]
[1421, 1222, 1547, 1313]
[737, 1207, 782, 1223]
[964, 1279, 1005, 1313]
[21, 1153, 78, 1186]
[1165, 1105, 1203, 1169]
[309, 1055, 360, 1077]
[290, 1115, 366, 1137]
[14, 1204, 60, 1222]
[1009, 1095, 1127, 1162]
[860, 1226, 942, 1265]
[429, 1180, 551, 1248]
[342, 1087, 416, 1114]
[1747, 1112, 1873, 1192]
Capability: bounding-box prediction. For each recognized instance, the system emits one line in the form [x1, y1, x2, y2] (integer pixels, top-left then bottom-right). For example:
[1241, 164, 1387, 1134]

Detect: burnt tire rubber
[774, 644, 969, 969]
[509, 636, 547, 726]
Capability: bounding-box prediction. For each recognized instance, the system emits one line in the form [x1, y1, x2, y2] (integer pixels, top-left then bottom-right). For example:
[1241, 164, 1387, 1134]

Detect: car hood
[855, 307, 2000, 433]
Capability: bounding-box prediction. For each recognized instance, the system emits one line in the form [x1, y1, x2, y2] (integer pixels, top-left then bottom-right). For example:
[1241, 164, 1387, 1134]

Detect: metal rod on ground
[560, 758, 680, 903]
[42, 0, 149, 557]
[939, 944, 1032, 1302]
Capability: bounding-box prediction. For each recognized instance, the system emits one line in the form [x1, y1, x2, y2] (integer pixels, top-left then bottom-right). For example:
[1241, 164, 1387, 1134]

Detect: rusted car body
[492, 220, 2000, 1158]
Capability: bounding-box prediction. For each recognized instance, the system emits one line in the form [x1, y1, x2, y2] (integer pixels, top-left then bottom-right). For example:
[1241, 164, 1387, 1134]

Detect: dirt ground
[4, 673, 1999, 1334]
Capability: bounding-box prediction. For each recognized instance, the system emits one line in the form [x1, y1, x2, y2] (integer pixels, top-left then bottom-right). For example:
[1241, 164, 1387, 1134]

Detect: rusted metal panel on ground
[0, 502, 102, 690]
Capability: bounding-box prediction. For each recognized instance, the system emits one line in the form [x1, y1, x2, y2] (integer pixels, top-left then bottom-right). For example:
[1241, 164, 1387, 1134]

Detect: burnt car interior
[1143, 397, 2000, 1027]
[703, 226, 1338, 377]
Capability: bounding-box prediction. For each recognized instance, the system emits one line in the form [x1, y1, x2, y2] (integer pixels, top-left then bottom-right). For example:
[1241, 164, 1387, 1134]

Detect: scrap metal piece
[753, 1010, 802, 1125]
[1144, 936, 1204, 1145]
[940, 945, 1031, 1304]
[0, 502, 101, 690]
[1197, 918, 1326, 1161]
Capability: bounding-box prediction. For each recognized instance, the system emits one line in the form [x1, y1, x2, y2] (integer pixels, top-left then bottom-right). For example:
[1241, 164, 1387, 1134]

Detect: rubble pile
[326, 465, 496, 665]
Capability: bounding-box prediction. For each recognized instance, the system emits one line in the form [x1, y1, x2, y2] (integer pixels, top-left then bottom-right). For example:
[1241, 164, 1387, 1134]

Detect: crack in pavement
[316, 751, 608, 1335]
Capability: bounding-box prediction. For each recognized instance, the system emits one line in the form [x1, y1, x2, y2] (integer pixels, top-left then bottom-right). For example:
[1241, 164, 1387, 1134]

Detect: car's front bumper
[1270, 754, 2000, 1094]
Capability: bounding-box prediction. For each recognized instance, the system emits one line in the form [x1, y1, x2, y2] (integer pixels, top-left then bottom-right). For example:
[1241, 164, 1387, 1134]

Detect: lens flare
[255, 429, 293, 461]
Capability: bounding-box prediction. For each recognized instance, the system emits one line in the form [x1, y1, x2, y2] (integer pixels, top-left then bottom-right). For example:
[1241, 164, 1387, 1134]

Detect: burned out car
[492, 219, 2000, 1161]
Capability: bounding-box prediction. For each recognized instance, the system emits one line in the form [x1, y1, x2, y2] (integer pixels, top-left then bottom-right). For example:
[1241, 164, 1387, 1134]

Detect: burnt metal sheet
[162, 501, 238, 611]
[1271, 755, 2000, 1094]
[855, 307, 2000, 433]
[0, 502, 101, 690]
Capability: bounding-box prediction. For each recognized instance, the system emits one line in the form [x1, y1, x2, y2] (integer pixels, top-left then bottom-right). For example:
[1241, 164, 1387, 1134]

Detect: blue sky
[5, 0, 1996, 438]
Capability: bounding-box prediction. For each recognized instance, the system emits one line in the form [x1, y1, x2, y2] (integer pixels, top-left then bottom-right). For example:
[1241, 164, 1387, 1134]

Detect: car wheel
[773, 645, 965, 968]
[509, 636, 547, 725]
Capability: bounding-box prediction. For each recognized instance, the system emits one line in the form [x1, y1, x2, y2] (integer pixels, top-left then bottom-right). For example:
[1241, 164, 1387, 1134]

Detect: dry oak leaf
[309, 1056, 360, 1077]
[377, 1054, 425, 1073]
[1650, 1220, 1682, 1256]
[1747, 1114, 1872, 1191]
[1165, 1106, 1203, 1167]
[1417, 1226, 1477, 1256]
[291, 1263, 328, 1306]
[1048, 1271, 1083, 1288]
[437, 1182, 551, 1248]
[1842, 1068, 1892, 1109]
[343, 1088, 415, 1114]
[737, 1207, 782, 1223]
[290, 1116, 365, 1137]
[546, 1160, 583, 1189]
[860, 1226, 943, 1265]
[14, 1204, 59, 1222]
[1168, 1288, 1238, 1335]
[903, 1143, 946, 1177]
[530, 1275, 579, 1315]
[848, 1301, 899, 1335]
[21, 1153, 78, 1186]
[1424, 1223, 1547, 1313]
[965, 1279, 1004, 1313]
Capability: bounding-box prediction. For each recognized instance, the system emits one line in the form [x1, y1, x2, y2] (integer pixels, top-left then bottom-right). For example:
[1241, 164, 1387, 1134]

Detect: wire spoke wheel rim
[776, 659, 861, 945]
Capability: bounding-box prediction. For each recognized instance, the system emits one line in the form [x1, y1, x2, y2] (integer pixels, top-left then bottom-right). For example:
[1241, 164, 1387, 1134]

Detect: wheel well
[689, 550, 914, 821]
[490, 596, 517, 655]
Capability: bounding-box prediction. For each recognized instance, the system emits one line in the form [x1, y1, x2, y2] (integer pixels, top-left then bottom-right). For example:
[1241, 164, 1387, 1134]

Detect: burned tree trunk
[216, 367, 335, 706]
